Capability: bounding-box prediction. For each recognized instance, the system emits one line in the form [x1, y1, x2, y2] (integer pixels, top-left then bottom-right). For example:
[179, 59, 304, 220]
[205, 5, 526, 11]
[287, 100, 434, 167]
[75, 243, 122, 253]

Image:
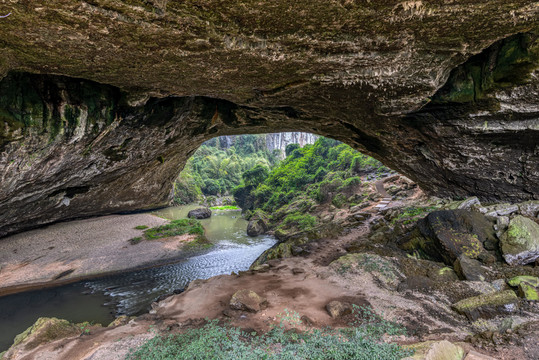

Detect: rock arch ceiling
[0, 1, 538, 237]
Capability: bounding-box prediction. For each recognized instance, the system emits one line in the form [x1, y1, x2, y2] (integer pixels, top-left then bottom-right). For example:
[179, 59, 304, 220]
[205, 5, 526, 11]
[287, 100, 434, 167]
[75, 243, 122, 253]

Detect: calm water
[0, 205, 276, 351]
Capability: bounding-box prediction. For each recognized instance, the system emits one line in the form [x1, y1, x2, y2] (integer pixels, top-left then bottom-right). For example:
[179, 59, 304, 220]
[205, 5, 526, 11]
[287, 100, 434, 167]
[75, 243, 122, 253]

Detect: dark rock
[230, 290, 267, 313]
[246, 218, 267, 237]
[427, 266, 459, 282]
[291, 268, 305, 274]
[403, 210, 495, 265]
[187, 208, 212, 219]
[454, 255, 489, 281]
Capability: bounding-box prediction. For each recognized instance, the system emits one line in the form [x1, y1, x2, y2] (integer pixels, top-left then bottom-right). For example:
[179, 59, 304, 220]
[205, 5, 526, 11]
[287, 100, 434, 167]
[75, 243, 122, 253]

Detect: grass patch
[144, 219, 204, 240]
[134, 225, 149, 230]
[129, 237, 143, 245]
[126, 306, 411, 360]
[209, 205, 240, 210]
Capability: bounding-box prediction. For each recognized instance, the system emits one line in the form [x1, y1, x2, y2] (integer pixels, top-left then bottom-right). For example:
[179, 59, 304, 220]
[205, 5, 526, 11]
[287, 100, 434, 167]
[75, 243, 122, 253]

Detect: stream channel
[0, 205, 277, 351]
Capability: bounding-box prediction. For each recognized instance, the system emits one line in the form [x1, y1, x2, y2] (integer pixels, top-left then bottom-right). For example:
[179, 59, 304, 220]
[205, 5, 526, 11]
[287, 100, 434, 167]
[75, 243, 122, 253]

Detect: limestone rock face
[0, 2, 538, 237]
[501, 215, 539, 266]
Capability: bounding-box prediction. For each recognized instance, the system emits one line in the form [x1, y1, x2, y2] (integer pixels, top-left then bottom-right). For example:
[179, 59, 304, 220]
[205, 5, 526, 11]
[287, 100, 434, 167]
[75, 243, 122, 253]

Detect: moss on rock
[11, 317, 79, 350]
[501, 215, 539, 266]
[452, 290, 519, 320]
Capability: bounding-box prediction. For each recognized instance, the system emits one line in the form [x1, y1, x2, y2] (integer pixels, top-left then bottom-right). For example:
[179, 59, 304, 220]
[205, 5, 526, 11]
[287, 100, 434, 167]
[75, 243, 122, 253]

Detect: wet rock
[230, 289, 267, 312]
[187, 208, 211, 219]
[501, 215, 539, 265]
[454, 255, 489, 282]
[452, 290, 519, 320]
[325, 300, 352, 318]
[407, 210, 495, 265]
[246, 217, 267, 237]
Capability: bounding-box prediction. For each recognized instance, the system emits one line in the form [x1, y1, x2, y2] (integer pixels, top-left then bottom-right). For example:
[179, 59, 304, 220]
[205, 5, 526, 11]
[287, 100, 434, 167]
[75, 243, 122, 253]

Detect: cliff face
[0, 1, 538, 236]
[265, 133, 318, 157]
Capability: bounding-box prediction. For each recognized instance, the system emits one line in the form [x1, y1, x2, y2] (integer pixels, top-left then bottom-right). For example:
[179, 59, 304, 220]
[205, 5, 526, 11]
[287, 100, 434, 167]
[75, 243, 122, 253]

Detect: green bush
[280, 212, 317, 231]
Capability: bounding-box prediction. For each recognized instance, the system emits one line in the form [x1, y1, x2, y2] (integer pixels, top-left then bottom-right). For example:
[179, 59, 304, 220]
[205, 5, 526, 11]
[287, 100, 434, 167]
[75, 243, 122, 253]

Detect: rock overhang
[0, 1, 538, 237]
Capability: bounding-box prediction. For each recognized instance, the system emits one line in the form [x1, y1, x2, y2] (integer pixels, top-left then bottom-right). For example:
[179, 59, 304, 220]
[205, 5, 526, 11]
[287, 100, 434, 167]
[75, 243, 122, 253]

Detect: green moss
[452, 290, 518, 312]
[432, 33, 539, 104]
[134, 225, 149, 230]
[12, 317, 79, 350]
[507, 275, 539, 287]
[518, 283, 539, 301]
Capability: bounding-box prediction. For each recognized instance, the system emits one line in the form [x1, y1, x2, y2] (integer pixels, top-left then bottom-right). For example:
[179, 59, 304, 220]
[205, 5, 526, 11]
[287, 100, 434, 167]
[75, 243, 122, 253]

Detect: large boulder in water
[402, 210, 496, 265]
[247, 218, 267, 237]
[501, 215, 539, 266]
[187, 207, 212, 219]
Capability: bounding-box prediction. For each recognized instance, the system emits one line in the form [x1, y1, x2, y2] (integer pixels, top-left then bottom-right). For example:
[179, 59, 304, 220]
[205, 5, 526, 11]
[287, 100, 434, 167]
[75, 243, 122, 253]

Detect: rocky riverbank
[0, 213, 202, 296]
[3, 178, 538, 359]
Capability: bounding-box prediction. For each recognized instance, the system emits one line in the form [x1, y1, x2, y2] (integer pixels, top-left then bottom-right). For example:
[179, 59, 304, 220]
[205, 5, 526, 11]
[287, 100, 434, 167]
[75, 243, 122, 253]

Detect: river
[0, 205, 276, 352]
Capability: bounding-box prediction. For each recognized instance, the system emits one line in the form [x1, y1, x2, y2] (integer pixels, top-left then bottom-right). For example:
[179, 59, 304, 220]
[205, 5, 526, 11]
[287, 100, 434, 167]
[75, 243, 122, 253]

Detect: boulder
[230, 289, 267, 312]
[457, 197, 480, 210]
[453, 255, 489, 282]
[464, 350, 498, 360]
[325, 300, 352, 318]
[412, 210, 495, 265]
[451, 290, 519, 320]
[246, 218, 267, 237]
[501, 215, 539, 265]
[187, 207, 212, 219]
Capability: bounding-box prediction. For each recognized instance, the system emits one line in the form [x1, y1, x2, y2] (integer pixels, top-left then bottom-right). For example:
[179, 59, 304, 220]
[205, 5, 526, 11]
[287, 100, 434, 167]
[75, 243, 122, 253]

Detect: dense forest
[173, 135, 282, 204]
[174, 135, 392, 235]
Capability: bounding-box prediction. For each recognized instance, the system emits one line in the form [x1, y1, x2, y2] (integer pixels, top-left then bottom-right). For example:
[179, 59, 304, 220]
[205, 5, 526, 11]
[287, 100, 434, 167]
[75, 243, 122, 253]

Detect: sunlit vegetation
[233, 137, 391, 232]
[173, 135, 281, 204]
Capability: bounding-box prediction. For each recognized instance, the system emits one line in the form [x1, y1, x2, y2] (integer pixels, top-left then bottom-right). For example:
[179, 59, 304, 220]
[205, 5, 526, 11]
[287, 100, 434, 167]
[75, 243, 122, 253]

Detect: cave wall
[0, 1, 538, 237]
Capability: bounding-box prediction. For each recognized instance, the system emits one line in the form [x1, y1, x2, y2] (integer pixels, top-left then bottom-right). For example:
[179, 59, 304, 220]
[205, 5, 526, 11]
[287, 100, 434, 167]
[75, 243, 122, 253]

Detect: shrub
[144, 219, 204, 239]
[280, 212, 317, 231]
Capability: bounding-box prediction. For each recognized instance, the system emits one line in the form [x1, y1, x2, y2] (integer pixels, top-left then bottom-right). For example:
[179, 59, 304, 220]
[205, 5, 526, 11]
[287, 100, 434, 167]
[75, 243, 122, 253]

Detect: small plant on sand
[129, 237, 143, 245]
[134, 225, 149, 230]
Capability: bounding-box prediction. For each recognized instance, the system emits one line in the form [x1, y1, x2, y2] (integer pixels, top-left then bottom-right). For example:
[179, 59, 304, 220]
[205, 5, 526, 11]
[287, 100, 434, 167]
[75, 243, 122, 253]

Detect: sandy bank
[0, 213, 197, 296]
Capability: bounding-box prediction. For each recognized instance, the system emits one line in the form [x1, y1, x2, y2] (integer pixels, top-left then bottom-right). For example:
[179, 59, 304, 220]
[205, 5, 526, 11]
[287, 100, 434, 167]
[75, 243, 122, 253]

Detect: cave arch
[1, 32, 538, 237]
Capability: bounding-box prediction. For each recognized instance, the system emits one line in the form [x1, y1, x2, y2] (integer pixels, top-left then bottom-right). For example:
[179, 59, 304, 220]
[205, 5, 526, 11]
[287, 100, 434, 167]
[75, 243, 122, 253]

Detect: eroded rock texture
[0, 1, 538, 236]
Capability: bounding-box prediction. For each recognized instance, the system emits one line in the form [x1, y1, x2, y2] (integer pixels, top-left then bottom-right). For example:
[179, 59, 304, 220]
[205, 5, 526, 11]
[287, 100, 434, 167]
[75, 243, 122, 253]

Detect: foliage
[173, 135, 281, 203]
[126, 307, 411, 360]
[209, 205, 240, 210]
[134, 225, 148, 230]
[280, 212, 317, 231]
[390, 206, 439, 225]
[143, 219, 204, 240]
[235, 137, 390, 216]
